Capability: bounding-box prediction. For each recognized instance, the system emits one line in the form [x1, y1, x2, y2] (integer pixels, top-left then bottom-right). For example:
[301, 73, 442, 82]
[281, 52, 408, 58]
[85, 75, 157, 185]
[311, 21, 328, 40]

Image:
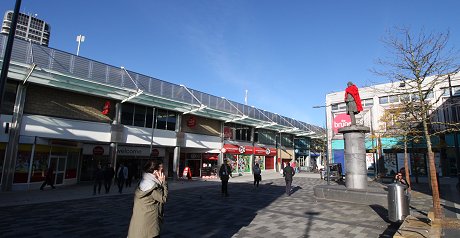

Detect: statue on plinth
[344, 82, 363, 126]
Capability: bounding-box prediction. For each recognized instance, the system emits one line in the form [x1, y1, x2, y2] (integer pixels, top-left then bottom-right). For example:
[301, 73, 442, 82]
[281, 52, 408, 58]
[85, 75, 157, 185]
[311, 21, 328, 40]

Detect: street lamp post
[0, 0, 22, 192]
[76, 35, 85, 56]
[313, 105, 330, 185]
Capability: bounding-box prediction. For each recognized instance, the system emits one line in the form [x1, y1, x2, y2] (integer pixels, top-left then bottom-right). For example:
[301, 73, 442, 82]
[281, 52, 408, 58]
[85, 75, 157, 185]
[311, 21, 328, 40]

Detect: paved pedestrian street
[0, 176, 400, 238]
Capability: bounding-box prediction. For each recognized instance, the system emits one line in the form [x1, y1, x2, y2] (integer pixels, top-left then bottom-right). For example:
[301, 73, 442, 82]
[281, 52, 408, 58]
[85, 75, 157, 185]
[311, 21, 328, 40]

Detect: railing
[0, 34, 324, 135]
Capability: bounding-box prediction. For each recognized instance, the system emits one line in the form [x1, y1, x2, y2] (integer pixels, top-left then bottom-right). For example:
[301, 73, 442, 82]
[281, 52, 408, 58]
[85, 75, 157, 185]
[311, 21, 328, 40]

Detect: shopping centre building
[326, 77, 460, 178]
[0, 34, 324, 191]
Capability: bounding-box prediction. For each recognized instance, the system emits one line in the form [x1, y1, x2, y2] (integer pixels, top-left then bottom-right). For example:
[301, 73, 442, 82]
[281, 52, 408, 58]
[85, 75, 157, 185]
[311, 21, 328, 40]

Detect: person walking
[40, 165, 56, 190]
[117, 163, 128, 194]
[126, 164, 134, 188]
[219, 159, 233, 197]
[253, 163, 262, 188]
[283, 162, 295, 196]
[103, 163, 115, 194]
[128, 160, 168, 238]
[93, 164, 104, 195]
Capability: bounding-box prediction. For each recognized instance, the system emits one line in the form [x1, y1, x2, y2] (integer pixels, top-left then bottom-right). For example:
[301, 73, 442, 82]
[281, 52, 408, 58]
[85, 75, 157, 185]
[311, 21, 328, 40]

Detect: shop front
[222, 144, 253, 176]
[202, 153, 219, 178]
[180, 153, 219, 178]
[13, 138, 81, 190]
[253, 146, 276, 171]
[278, 148, 295, 172]
[80, 144, 110, 181]
[116, 145, 166, 181]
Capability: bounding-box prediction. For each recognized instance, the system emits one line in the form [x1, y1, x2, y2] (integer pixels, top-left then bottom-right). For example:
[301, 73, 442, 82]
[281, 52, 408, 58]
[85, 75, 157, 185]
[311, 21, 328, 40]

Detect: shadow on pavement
[369, 204, 399, 238]
[161, 181, 288, 238]
[291, 185, 302, 195]
[303, 212, 320, 238]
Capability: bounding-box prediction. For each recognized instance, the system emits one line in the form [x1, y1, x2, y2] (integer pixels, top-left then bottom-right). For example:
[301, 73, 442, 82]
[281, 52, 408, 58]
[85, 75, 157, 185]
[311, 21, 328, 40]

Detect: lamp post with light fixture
[313, 105, 330, 185]
[76, 35, 85, 56]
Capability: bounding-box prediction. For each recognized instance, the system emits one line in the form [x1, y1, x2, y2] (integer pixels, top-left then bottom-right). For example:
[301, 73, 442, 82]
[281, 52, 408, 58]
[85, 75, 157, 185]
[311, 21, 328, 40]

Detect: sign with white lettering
[117, 146, 165, 157]
[332, 113, 351, 134]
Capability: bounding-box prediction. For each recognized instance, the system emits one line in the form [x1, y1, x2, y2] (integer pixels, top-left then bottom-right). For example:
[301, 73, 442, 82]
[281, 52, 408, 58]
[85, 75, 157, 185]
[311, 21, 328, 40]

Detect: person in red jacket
[344, 82, 363, 125]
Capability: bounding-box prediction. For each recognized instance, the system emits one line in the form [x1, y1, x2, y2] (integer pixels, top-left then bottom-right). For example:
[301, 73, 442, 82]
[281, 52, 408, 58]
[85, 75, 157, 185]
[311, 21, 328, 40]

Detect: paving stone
[1, 176, 453, 237]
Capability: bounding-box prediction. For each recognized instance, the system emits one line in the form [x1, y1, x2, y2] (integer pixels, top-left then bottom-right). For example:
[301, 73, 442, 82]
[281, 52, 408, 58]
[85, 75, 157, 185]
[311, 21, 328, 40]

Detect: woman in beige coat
[128, 160, 168, 238]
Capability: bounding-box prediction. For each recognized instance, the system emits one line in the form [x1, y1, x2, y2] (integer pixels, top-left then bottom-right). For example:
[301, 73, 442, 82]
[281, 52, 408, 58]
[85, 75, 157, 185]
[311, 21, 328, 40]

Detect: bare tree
[374, 27, 460, 219]
[379, 104, 425, 191]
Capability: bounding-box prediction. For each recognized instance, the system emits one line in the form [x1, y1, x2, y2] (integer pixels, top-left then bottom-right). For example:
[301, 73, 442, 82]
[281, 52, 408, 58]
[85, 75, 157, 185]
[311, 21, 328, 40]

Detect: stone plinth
[314, 184, 387, 207]
[338, 125, 370, 190]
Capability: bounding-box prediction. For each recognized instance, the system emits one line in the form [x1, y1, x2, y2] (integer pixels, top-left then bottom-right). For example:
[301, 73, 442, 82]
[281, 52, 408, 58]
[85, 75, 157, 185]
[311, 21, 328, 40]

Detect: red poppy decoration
[102, 101, 111, 115]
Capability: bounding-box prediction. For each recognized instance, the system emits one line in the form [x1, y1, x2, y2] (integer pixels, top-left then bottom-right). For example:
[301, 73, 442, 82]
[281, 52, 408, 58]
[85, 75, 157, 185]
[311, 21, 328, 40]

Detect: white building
[2, 11, 50, 46]
[325, 75, 460, 177]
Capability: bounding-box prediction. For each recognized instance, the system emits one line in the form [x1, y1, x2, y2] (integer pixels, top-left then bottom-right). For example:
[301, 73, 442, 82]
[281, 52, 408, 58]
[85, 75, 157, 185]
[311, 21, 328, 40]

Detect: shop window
[167, 111, 177, 131]
[121, 103, 134, 125]
[255, 129, 276, 145]
[224, 126, 235, 140]
[295, 137, 310, 149]
[66, 148, 80, 179]
[254, 156, 265, 170]
[235, 125, 251, 141]
[1, 82, 18, 115]
[14, 144, 33, 183]
[281, 134, 294, 147]
[362, 98, 374, 107]
[379, 96, 389, 105]
[51, 146, 68, 156]
[224, 154, 238, 174]
[134, 105, 146, 127]
[155, 109, 168, 130]
[239, 155, 251, 173]
[30, 145, 50, 182]
[146, 107, 154, 128]
[389, 95, 399, 103]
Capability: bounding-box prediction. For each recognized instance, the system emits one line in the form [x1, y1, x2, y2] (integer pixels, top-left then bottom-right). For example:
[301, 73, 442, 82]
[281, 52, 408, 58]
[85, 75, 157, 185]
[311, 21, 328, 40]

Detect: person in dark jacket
[93, 164, 104, 195]
[219, 159, 233, 197]
[283, 162, 295, 196]
[117, 163, 128, 194]
[253, 163, 262, 188]
[40, 165, 56, 190]
[103, 163, 115, 194]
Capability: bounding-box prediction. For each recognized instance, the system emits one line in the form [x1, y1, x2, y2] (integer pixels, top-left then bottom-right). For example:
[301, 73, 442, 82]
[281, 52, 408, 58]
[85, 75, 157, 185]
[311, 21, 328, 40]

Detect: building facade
[2, 11, 50, 46]
[0, 34, 324, 191]
[325, 77, 460, 178]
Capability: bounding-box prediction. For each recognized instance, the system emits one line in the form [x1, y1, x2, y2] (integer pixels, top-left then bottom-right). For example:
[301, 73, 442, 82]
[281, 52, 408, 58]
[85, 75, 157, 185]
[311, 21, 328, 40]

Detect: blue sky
[1, 0, 460, 127]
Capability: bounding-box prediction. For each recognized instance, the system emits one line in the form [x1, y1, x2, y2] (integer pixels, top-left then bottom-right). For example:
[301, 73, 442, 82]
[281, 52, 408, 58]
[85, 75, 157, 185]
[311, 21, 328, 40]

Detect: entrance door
[49, 156, 67, 185]
[186, 159, 201, 177]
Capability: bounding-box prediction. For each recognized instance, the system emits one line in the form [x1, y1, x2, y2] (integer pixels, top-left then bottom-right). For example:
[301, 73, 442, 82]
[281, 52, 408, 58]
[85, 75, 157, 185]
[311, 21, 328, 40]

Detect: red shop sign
[253, 147, 276, 156]
[222, 144, 253, 154]
[151, 149, 159, 157]
[93, 146, 104, 155]
[333, 113, 351, 134]
[187, 116, 196, 128]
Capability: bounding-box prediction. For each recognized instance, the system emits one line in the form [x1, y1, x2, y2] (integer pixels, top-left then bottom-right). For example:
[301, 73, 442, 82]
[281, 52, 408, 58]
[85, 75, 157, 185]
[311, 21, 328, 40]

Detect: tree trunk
[403, 137, 411, 192]
[422, 117, 443, 219]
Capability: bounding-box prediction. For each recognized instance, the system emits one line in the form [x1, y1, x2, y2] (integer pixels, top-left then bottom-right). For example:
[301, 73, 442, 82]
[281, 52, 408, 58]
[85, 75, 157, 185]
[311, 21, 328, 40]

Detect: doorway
[186, 159, 201, 177]
[49, 156, 67, 185]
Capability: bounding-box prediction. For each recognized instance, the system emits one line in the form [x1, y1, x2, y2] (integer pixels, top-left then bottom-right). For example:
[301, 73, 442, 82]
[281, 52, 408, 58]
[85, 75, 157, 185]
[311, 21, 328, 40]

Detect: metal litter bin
[387, 183, 410, 222]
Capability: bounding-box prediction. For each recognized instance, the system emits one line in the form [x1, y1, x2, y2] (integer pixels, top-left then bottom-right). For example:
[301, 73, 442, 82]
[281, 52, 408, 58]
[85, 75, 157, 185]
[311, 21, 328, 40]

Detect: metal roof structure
[0, 34, 325, 137]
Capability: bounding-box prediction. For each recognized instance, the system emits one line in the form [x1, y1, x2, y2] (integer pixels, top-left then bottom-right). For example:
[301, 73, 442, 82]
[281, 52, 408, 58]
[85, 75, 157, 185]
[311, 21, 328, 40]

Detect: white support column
[173, 114, 182, 180]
